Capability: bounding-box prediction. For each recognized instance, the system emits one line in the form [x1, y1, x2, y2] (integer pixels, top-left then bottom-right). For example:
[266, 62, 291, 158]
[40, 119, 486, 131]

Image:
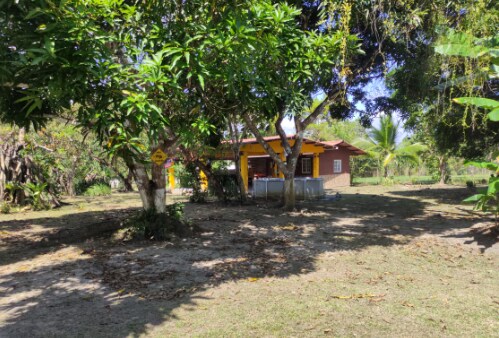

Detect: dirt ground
[0, 185, 498, 337]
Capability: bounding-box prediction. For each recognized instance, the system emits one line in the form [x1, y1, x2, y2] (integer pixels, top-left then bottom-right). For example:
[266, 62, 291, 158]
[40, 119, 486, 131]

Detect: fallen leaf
[401, 301, 414, 308]
[331, 293, 385, 300]
[247, 277, 260, 282]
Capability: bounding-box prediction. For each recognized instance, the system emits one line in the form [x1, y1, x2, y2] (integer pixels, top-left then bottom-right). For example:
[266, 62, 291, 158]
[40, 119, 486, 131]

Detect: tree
[380, 2, 499, 161]
[1, 1, 236, 216]
[307, 118, 367, 143]
[206, 1, 361, 210]
[354, 115, 426, 178]
[232, 0, 467, 209]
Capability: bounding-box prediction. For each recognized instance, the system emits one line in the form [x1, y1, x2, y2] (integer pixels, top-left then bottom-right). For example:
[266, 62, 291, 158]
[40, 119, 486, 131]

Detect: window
[333, 159, 342, 173]
[301, 158, 312, 174]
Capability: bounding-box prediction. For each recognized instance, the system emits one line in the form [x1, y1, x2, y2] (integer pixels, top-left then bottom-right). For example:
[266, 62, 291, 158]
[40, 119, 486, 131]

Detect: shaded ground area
[0, 186, 497, 337]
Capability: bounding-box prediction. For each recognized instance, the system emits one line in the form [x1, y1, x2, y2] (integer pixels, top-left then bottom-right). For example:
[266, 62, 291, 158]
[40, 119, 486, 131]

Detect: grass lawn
[353, 175, 489, 186]
[0, 185, 497, 337]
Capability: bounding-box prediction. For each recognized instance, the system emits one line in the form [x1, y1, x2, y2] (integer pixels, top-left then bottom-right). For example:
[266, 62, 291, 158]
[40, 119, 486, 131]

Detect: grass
[150, 239, 498, 337]
[353, 174, 489, 186]
[1, 186, 497, 337]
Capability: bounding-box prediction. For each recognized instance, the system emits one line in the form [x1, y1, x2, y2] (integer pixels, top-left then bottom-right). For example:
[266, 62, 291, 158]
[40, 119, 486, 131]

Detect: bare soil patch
[0, 186, 497, 337]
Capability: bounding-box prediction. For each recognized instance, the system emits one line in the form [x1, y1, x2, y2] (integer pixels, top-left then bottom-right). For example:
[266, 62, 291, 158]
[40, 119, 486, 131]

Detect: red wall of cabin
[318, 149, 351, 175]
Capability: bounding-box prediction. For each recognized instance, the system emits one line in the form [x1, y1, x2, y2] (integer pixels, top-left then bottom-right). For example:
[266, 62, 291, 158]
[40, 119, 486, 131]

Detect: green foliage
[465, 180, 475, 188]
[0, 202, 10, 214]
[462, 159, 499, 222]
[25, 122, 115, 196]
[354, 115, 426, 177]
[166, 203, 185, 223]
[173, 163, 197, 189]
[438, 32, 499, 224]
[22, 182, 50, 210]
[4, 181, 22, 202]
[127, 203, 188, 240]
[209, 169, 240, 201]
[84, 183, 111, 197]
[353, 175, 488, 186]
[387, 2, 498, 160]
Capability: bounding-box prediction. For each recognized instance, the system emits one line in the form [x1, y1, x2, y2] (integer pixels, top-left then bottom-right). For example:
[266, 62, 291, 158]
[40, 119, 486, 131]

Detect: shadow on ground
[0, 207, 139, 266]
[0, 188, 496, 337]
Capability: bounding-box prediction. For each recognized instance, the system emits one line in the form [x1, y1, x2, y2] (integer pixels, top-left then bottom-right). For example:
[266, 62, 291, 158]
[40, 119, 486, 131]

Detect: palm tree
[354, 115, 426, 178]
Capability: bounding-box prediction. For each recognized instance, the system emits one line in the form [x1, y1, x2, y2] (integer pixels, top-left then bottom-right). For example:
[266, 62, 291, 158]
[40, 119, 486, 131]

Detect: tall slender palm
[354, 115, 426, 178]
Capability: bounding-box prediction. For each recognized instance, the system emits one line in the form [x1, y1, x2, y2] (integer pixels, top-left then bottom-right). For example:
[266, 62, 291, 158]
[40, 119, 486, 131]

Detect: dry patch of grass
[149, 238, 498, 337]
[0, 186, 498, 337]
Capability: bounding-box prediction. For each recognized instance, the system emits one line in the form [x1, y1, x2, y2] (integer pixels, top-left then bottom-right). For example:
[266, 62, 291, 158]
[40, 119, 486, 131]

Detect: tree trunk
[384, 166, 388, 178]
[283, 172, 296, 211]
[438, 155, 447, 185]
[67, 174, 75, 196]
[126, 150, 169, 213]
[124, 169, 134, 191]
[130, 162, 155, 210]
[227, 113, 247, 203]
[151, 162, 166, 213]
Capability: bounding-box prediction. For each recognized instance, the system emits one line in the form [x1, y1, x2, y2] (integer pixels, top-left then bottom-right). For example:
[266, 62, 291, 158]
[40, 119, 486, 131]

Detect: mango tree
[1, 1, 229, 214]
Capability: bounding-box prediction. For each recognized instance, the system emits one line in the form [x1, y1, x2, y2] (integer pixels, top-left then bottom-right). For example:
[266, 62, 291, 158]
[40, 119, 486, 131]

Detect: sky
[281, 79, 409, 144]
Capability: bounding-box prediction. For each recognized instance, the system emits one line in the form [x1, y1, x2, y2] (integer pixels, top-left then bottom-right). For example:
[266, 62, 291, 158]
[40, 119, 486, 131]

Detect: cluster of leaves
[25, 122, 115, 196]
[4, 181, 50, 211]
[354, 115, 426, 178]
[385, 0, 499, 159]
[437, 29, 499, 224]
[83, 183, 112, 197]
[126, 203, 189, 240]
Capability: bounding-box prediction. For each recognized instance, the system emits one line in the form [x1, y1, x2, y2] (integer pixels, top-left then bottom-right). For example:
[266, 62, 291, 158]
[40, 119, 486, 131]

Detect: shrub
[381, 177, 394, 186]
[209, 170, 240, 201]
[127, 203, 194, 240]
[84, 183, 112, 196]
[0, 202, 11, 214]
[23, 182, 51, 210]
[75, 178, 109, 195]
[466, 180, 475, 188]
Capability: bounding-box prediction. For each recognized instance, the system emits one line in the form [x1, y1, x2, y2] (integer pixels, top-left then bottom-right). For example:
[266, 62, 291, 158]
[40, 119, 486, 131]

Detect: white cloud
[281, 117, 295, 134]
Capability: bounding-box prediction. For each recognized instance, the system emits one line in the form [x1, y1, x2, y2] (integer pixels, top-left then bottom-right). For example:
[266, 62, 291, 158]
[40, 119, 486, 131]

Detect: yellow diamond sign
[151, 148, 167, 165]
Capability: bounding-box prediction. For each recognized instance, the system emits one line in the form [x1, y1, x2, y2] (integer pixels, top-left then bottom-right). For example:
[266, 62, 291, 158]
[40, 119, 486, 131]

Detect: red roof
[239, 135, 366, 155]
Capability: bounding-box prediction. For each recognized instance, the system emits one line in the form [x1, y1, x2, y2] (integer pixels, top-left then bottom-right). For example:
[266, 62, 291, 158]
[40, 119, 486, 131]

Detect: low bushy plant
[209, 170, 240, 201]
[84, 183, 112, 196]
[0, 202, 11, 214]
[125, 203, 195, 240]
[381, 177, 394, 186]
[23, 182, 50, 210]
[463, 162, 499, 226]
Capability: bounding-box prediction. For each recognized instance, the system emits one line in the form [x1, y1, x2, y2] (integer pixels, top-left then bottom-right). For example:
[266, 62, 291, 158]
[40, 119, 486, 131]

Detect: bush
[75, 178, 109, 195]
[84, 183, 112, 196]
[174, 163, 198, 188]
[381, 177, 395, 186]
[23, 182, 51, 210]
[209, 170, 240, 201]
[126, 203, 195, 240]
[0, 202, 10, 214]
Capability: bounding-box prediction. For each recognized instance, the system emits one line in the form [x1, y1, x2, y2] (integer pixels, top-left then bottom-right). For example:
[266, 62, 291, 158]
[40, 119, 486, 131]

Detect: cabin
[210, 135, 366, 191]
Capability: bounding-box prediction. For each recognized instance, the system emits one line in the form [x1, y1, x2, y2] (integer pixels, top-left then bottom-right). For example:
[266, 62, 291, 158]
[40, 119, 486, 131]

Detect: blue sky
[282, 79, 409, 144]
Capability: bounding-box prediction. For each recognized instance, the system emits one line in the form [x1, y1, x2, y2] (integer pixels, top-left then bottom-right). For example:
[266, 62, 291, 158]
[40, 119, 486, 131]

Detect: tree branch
[242, 113, 288, 174]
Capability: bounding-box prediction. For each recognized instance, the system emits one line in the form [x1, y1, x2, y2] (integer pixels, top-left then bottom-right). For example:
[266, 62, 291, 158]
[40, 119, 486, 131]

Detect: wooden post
[313, 153, 320, 178]
[168, 162, 175, 190]
[240, 152, 248, 193]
